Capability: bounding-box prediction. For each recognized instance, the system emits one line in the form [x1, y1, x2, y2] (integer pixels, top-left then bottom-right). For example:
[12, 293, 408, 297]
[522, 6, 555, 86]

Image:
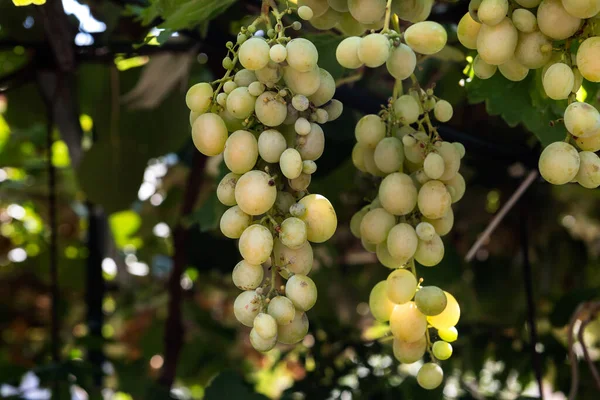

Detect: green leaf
[109, 210, 142, 248]
[204, 370, 269, 400]
[188, 192, 227, 233]
[136, 0, 238, 30]
[305, 33, 346, 80]
[466, 71, 567, 147]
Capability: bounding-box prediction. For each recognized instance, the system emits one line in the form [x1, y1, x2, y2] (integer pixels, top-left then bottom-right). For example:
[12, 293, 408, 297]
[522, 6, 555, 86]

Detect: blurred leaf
[134, 0, 238, 30]
[189, 192, 226, 233]
[550, 287, 600, 327]
[204, 370, 269, 400]
[109, 210, 142, 248]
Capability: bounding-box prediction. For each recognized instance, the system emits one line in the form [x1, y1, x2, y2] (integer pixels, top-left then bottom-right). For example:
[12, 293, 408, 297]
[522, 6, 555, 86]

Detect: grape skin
[444, 173, 466, 203]
[477, 17, 518, 65]
[562, 0, 600, 18]
[393, 336, 427, 364]
[543, 63, 574, 100]
[255, 91, 287, 127]
[537, 0, 581, 40]
[427, 291, 460, 330]
[289, 173, 312, 191]
[404, 21, 448, 55]
[217, 172, 240, 207]
[390, 301, 428, 343]
[298, 0, 329, 18]
[273, 239, 313, 276]
[432, 341, 453, 360]
[498, 57, 529, 82]
[365, 148, 388, 176]
[415, 234, 445, 267]
[256, 63, 283, 88]
[515, 31, 553, 69]
[258, 129, 287, 163]
[270, 44, 287, 63]
[415, 286, 447, 316]
[369, 281, 396, 322]
[310, 7, 342, 30]
[416, 222, 436, 241]
[379, 173, 418, 216]
[268, 296, 296, 325]
[297, 123, 325, 160]
[283, 66, 321, 96]
[298, 194, 337, 243]
[394, 95, 420, 124]
[386, 44, 417, 80]
[286, 38, 319, 72]
[224, 130, 258, 174]
[285, 274, 317, 311]
[576, 134, 600, 152]
[239, 38, 271, 71]
[308, 68, 336, 106]
[424, 153, 445, 180]
[433, 100, 453, 123]
[235, 170, 277, 216]
[254, 312, 278, 339]
[348, 0, 386, 24]
[360, 208, 396, 245]
[438, 326, 458, 342]
[374, 137, 404, 174]
[387, 223, 419, 262]
[473, 55, 497, 79]
[417, 363, 444, 390]
[277, 310, 309, 344]
[250, 328, 277, 352]
[576, 37, 600, 83]
[478, 0, 509, 26]
[328, 0, 348, 12]
[386, 269, 418, 304]
[336, 36, 364, 69]
[575, 151, 600, 189]
[539, 142, 580, 185]
[234, 290, 261, 327]
[418, 180, 452, 220]
[232, 260, 264, 290]
[234, 69, 257, 87]
[355, 114, 386, 148]
[457, 12, 481, 50]
[376, 242, 406, 269]
[280, 148, 303, 180]
[358, 34, 390, 68]
[186, 82, 213, 114]
[220, 206, 252, 239]
[324, 100, 344, 121]
[192, 113, 228, 156]
[239, 224, 274, 265]
[280, 217, 308, 249]
[512, 8, 537, 32]
[564, 101, 600, 137]
[437, 141, 461, 180]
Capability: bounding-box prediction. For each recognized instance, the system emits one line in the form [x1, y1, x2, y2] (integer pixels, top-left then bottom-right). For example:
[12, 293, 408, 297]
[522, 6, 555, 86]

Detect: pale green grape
[192, 113, 228, 156]
[386, 43, 417, 80]
[427, 291, 460, 330]
[239, 38, 271, 70]
[224, 130, 258, 174]
[250, 328, 277, 352]
[457, 12, 481, 50]
[226, 87, 255, 119]
[543, 63, 574, 100]
[328, 0, 348, 11]
[298, 0, 329, 17]
[443, 173, 466, 203]
[499, 57, 529, 82]
[537, 0, 581, 40]
[268, 296, 296, 325]
[280, 149, 303, 180]
[418, 180, 451, 219]
[336, 36, 363, 69]
[515, 31, 553, 69]
[352, 143, 367, 172]
[350, 207, 369, 238]
[255, 91, 287, 127]
[324, 99, 344, 121]
[186, 82, 213, 113]
[348, 0, 386, 24]
[473, 55, 497, 79]
[415, 234, 445, 266]
[393, 336, 427, 364]
[404, 21, 447, 55]
[424, 153, 445, 180]
[479, 0, 509, 26]
[453, 142, 466, 159]
[362, 237, 377, 253]
[376, 242, 405, 269]
[404, 132, 428, 164]
[314, 108, 329, 124]
[256, 62, 283, 88]
[302, 160, 317, 174]
[219, 108, 245, 132]
[234, 290, 261, 327]
[413, 169, 431, 186]
[386, 269, 417, 304]
[338, 12, 367, 36]
[374, 137, 404, 174]
[286, 38, 319, 72]
[355, 114, 386, 148]
[564, 101, 600, 137]
[390, 301, 427, 342]
[220, 206, 252, 239]
[216, 92, 228, 107]
[280, 217, 308, 249]
[387, 223, 419, 262]
[416, 222, 436, 241]
[512, 8, 537, 32]
[379, 173, 418, 215]
[234, 69, 257, 87]
[575, 151, 600, 189]
[254, 312, 278, 339]
[360, 208, 396, 245]
[298, 194, 337, 243]
[289, 203, 307, 218]
[289, 173, 312, 191]
[274, 239, 313, 276]
[477, 17, 518, 65]
[433, 100, 453, 123]
[297, 123, 325, 160]
[562, 0, 600, 18]
[417, 363, 444, 390]
[363, 146, 387, 176]
[285, 274, 317, 311]
[393, 0, 434, 22]
[298, 5, 314, 20]
[438, 326, 458, 342]
[217, 172, 240, 207]
[357, 34, 390, 68]
[424, 209, 454, 237]
[248, 82, 266, 97]
[189, 110, 200, 126]
[576, 37, 600, 83]
[277, 310, 309, 344]
[309, 69, 336, 106]
[310, 7, 342, 30]
[270, 44, 287, 63]
[432, 341, 453, 360]
[235, 170, 277, 215]
[294, 117, 311, 136]
[292, 95, 310, 112]
[469, 0, 483, 22]
[232, 260, 264, 290]
[437, 141, 461, 181]
[415, 286, 447, 316]
[539, 142, 580, 185]
[283, 66, 321, 96]
[258, 129, 286, 163]
[394, 95, 420, 124]
[369, 281, 396, 322]
[239, 224, 274, 265]
[223, 81, 237, 94]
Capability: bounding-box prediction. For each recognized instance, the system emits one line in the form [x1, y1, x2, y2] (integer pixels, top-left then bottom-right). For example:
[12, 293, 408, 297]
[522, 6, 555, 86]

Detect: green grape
[216, 92, 228, 107]
[361, 236, 377, 253]
[376, 242, 405, 269]
[225, 87, 254, 119]
[393, 0, 433, 23]
[274, 239, 313, 276]
[457, 12, 481, 50]
[309, 68, 336, 106]
[434, 100, 453, 123]
[415, 286, 447, 316]
[189, 110, 200, 126]
[416, 222, 436, 241]
[438, 326, 458, 342]
[537, 0, 581, 40]
[217, 172, 240, 207]
[220, 206, 252, 239]
[469, 0, 483, 22]
[192, 113, 228, 156]
[286, 38, 319, 72]
[268, 296, 296, 325]
[379, 173, 418, 215]
[255, 91, 287, 127]
[289, 203, 307, 218]
[415, 233, 444, 266]
[515, 0, 541, 6]
[453, 142, 466, 159]
[576, 134, 600, 152]
[562, 0, 600, 18]
[423, 153, 445, 180]
[386, 43, 417, 80]
[432, 341, 453, 360]
[404, 21, 447, 55]
[298, 5, 314, 20]
[575, 151, 600, 189]
[186, 82, 213, 113]
[363, 146, 386, 177]
[239, 37, 271, 70]
[297, 123, 325, 160]
[350, 207, 368, 238]
[269, 44, 287, 63]
[428, 291, 460, 330]
[498, 57, 529, 82]
[443, 173, 466, 203]
[223, 80, 237, 94]
[258, 129, 287, 163]
[355, 114, 386, 148]
[277, 310, 309, 344]
[564, 102, 600, 137]
[424, 208, 454, 237]
[478, 0, 508, 26]
[283, 66, 321, 96]
[514, 31, 553, 70]
[314, 108, 329, 124]
[437, 141, 461, 181]
[224, 130, 258, 174]
[280, 217, 308, 249]
[369, 281, 396, 322]
[250, 328, 277, 352]
[357, 34, 390, 68]
[418, 180, 451, 219]
[254, 312, 278, 339]
[473, 55, 497, 79]
[289, 173, 312, 191]
[234, 290, 261, 327]
[352, 143, 368, 172]
[543, 63, 574, 100]
[286, 275, 318, 313]
[477, 17, 518, 65]
[338, 12, 367, 36]
[234, 69, 257, 86]
[256, 62, 283, 88]
[417, 363, 444, 390]
[387, 223, 419, 262]
[386, 269, 417, 304]
[280, 148, 303, 180]
[390, 301, 427, 342]
[336, 36, 363, 69]
[348, 0, 386, 24]
[295, 118, 311, 136]
[235, 170, 277, 215]
[302, 160, 317, 175]
[403, 132, 428, 165]
[374, 137, 404, 174]
[310, 7, 342, 30]
[393, 336, 427, 364]
[393, 95, 420, 124]
[572, 67, 583, 93]
[239, 224, 274, 265]
[292, 95, 310, 111]
[576, 37, 600, 83]
[327, 0, 348, 11]
[232, 260, 264, 290]
[298, 0, 329, 17]
[360, 208, 396, 245]
[298, 194, 337, 243]
[324, 99, 344, 121]
[512, 8, 537, 32]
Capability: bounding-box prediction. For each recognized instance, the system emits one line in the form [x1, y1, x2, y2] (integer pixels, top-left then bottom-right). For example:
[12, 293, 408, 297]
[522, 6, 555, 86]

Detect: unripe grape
[314, 109, 329, 124]
[192, 113, 228, 156]
[280, 217, 308, 249]
[469, 0, 483, 22]
[387, 223, 418, 262]
[515, 31, 553, 69]
[369, 281, 395, 322]
[444, 173, 466, 203]
[575, 151, 600, 189]
[357, 34, 390, 68]
[478, 0, 509, 26]
[298, 5, 315, 20]
[216, 92, 228, 107]
[224, 130, 258, 174]
[423, 153, 445, 180]
[250, 328, 277, 352]
[302, 160, 317, 175]
[499, 57, 529, 82]
[418, 180, 451, 219]
[268, 296, 296, 325]
[379, 173, 418, 215]
[235, 170, 277, 215]
[562, 0, 600, 17]
[298, 0, 329, 17]
[348, 0, 386, 24]
[217, 172, 240, 206]
[285, 274, 317, 311]
[404, 21, 447, 55]
[256, 63, 283, 88]
[386, 269, 417, 304]
[577, 37, 600, 83]
[254, 312, 278, 340]
[324, 99, 343, 121]
[512, 8, 537, 32]
[376, 242, 406, 269]
[247, 82, 264, 98]
[350, 207, 368, 238]
[355, 114, 386, 148]
[220, 206, 252, 239]
[415, 234, 445, 267]
[258, 129, 287, 163]
[226, 87, 254, 119]
[234, 69, 257, 86]
[428, 291, 460, 331]
[283, 66, 321, 96]
[360, 208, 396, 245]
[416, 222, 436, 241]
[477, 17, 518, 65]
[309, 69, 336, 106]
[298, 194, 337, 243]
[393, 336, 427, 364]
[542, 63, 573, 100]
[393, 95, 420, 124]
[232, 260, 264, 290]
[255, 91, 287, 127]
[269, 44, 287, 63]
[453, 142, 466, 159]
[336, 36, 363, 69]
[293, 118, 310, 137]
[280, 149, 303, 180]
[433, 100, 453, 123]
[292, 95, 310, 111]
[417, 363, 444, 390]
[239, 38, 271, 70]
[473, 55, 497, 79]
[289, 173, 312, 191]
[374, 137, 404, 174]
[352, 144, 368, 172]
[537, 0, 581, 40]
[186, 82, 213, 113]
[277, 310, 309, 344]
[310, 7, 342, 30]
[234, 290, 261, 327]
[437, 141, 461, 181]
[223, 80, 237, 94]
[390, 301, 427, 342]
[576, 134, 600, 152]
[297, 123, 325, 160]
[239, 224, 274, 265]
[457, 12, 481, 50]
[415, 286, 447, 316]
[564, 102, 600, 138]
[286, 38, 319, 73]
[386, 43, 417, 80]
[274, 239, 313, 276]
[438, 326, 458, 342]
[432, 341, 453, 361]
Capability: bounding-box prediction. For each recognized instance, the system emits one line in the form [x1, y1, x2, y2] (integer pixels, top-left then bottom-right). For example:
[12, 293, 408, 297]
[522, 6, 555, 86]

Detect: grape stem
[425, 326, 436, 361]
[381, 0, 394, 33]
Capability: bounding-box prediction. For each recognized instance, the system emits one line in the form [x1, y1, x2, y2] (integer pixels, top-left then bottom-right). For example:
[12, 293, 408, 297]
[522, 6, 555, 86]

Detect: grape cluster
[186, 5, 340, 352]
[459, 0, 600, 188]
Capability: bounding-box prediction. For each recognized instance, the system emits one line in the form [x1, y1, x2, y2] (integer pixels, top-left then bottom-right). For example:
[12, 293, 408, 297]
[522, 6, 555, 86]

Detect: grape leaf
[134, 0, 238, 30]
[304, 33, 345, 80]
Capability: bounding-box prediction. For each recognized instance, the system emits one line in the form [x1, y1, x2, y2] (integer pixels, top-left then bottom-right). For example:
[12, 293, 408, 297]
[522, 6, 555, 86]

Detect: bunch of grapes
[185, 4, 340, 352]
[332, 13, 463, 390]
[459, 0, 600, 188]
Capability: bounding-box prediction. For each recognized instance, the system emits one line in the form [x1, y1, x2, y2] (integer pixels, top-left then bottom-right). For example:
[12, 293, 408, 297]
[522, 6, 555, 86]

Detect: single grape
[415, 286, 447, 316]
[417, 363, 444, 390]
[225, 87, 255, 119]
[355, 114, 386, 148]
[285, 274, 317, 312]
[239, 37, 271, 70]
[192, 113, 228, 156]
[224, 130, 258, 174]
[186, 82, 213, 113]
[379, 172, 418, 215]
[283, 65, 321, 96]
[418, 180, 451, 219]
[537, 0, 581, 40]
[543, 63, 574, 100]
[255, 91, 287, 127]
[424, 153, 445, 180]
[336, 36, 363, 69]
[295, 118, 311, 136]
[302, 160, 317, 174]
[514, 31, 553, 69]
[438, 326, 458, 342]
[357, 34, 390, 68]
[575, 151, 600, 189]
[234, 290, 261, 327]
[274, 239, 313, 276]
[298, 5, 314, 20]
[308, 69, 336, 106]
[277, 310, 309, 344]
[289, 173, 312, 191]
[369, 281, 396, 322]
[473, 55, 497, 79]
[216, 92, 228, 107]
[423, 208, 454, 237]
[437, 141, 461, 180]
[393, 95, 420, 124]
[298, 0, 330, 17]
[292, 95, 310, 111]
[427, 291, 460, 330]
[235, 170, 277, 215]
[256, 62, 283, 88]
[223, 80, 237, 94]
[433, 341, 453, 360]
[248, 81, 266, 97]
[298, 194, 337, 243]
[280, 148, 303, 180]
[478, 0, 509, 26]
[512, 8, 537, 32]
[360, 208, 396, 245]
[348, 0, 386, 24]
[270, 44, 287, 63]
[564, 101, 600, 137]
[414, 234, 445, 266]
[254, 312, 278, 340]
[280, 217, 308, 249]
[286, 38, 319, 72]
[386, 269, 417, 304]
[404, 21, 447, 55]
[443, 173, 466, 203]
[477, 17, 518, 65]
[499, 57, 529, 82]
[297, 123, 325, 160]
[250, 328, 277, 352]
[374, 137, 404, 174]
[539, 141, 581, 185]
[390, 301, 427, 342]
[453, 142, 466, 159]
[310, 7, 342, 30]
[386, 43, 417, 80]
[376, 242, 406, 269]
[433, 100, 453, 123]
[289, 203, 307, 218]
[232, 260, 264, 290]
[416, 222, 436, 241]
[220, 206, 252, 239]
[577, 37, 600, 83]
[457, 12, 481, 50]
[258, 129, 287, 163]
[324, 99, 344, 121]
[234, 69, 257, 86]
[314, 108, 329, 124]
[387, 223, 419, 262]
[393, 336, 427, 364]
[328, 0, 348, 12]
[217, 172, 240, 207]
[268, 296, 296, 325]
[239, 224, 274, 265]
